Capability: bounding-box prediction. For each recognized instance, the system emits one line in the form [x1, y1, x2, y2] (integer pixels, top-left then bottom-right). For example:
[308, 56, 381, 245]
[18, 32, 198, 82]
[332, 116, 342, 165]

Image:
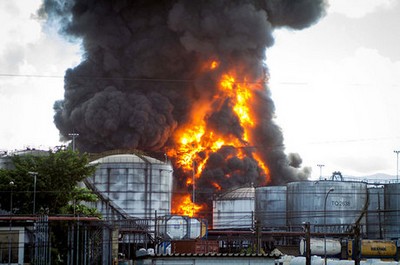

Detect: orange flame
[210, 60, 219, 69]
[211, 181, 222, 191]
[171, 194, 203, 217]
[169, 62, 270, 217]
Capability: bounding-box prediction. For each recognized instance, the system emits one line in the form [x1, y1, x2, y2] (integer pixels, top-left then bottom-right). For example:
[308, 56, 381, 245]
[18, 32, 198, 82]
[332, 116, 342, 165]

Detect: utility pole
[8, 181, 14, 265]
[255, 219, 261, 255]
[304, 222, 311, 265]
[394, 150, 400, 182]
[324, 187, 334, 265]
[317, 164, 325, 179]
[353, 224, 361, 265]
[28, 172, 38, 214]
[192, 161, 196, 204]
[68, 133, 79, 152]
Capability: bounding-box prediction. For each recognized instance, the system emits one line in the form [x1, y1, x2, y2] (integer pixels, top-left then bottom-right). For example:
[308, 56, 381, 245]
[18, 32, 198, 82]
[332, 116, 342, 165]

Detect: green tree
[0, 148, 99, 216]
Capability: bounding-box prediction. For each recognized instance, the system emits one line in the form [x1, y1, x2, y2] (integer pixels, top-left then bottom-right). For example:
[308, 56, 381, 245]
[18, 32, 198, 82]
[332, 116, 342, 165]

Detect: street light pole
[317, 164, 325, 179]
[28, 172, 38, 214]
[394, 150, 400, 182]
[324, 187, 334, 265]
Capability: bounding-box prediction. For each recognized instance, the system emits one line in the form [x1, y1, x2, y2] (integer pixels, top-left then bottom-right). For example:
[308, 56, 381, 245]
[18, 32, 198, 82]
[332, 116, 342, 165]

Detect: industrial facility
[1, 150, 400, 264]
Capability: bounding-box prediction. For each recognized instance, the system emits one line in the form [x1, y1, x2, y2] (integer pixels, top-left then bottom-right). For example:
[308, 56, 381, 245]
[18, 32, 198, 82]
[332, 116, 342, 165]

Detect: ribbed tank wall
[89, 154, 173, 220]
[0, 156, 12, 169]
[255, 186, 287, 229]
[287, 181, 368, 232]
[366, 186, 384, 239]
[384, 183, 400, 239]
[212, 198, 255, 229]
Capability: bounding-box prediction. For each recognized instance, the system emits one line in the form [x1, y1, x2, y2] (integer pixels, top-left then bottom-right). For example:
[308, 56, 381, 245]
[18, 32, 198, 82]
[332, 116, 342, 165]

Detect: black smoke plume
[41, 0, 326, 206]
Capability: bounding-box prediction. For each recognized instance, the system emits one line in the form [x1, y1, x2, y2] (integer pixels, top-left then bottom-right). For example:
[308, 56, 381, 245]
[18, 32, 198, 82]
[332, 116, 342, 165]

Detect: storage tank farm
[83, 151, 400, 255]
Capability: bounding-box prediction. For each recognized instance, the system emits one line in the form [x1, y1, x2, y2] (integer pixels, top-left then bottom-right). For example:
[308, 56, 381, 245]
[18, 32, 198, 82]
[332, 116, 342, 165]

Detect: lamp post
[28, 171, 38, 214]
[324, 187, 334, 265]
[394, 150, 400, 182]
[317, 164, 325, 179]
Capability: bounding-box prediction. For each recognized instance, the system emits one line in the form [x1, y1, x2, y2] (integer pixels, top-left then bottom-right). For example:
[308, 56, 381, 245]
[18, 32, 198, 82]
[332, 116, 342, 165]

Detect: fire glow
[46, 0, 326, 222]
[168, 61, 270, 217]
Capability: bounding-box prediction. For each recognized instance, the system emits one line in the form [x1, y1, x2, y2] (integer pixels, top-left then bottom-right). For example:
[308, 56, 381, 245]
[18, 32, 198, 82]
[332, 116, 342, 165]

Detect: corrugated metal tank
[212, 186, 255, 230]
[255, 186, 287, 229]
[0, 149, 49, 170]
[87, 154, 173, 220]
[299, 238, 342, 256]
[286, 180, 368, 232]
[366, 186, 384, 239]
[384, 183, 400, 239]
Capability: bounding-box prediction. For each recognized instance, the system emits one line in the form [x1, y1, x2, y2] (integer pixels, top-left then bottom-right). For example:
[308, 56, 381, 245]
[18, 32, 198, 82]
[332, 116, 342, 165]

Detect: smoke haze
[41, 0, 326, 204]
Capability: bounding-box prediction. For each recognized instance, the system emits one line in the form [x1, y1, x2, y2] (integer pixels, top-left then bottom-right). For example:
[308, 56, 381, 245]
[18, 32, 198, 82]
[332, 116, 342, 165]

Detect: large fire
[168, 61, 271, 217]
[46, 0, 325, 221]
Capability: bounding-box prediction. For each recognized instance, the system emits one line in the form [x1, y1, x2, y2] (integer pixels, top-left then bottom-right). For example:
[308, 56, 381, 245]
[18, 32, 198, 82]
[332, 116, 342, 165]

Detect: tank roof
[90, 153, 164, 165]
[218, 186, 255, 200]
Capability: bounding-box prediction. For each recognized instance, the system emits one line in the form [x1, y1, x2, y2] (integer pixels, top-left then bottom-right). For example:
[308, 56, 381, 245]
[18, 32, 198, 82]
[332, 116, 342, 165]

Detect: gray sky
[268, 0, 400, 177]
[0, 0, 399, 178]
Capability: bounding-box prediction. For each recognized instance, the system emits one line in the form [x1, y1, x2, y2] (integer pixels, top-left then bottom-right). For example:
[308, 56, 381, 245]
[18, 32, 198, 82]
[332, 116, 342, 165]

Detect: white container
[299, 238, 342, 256]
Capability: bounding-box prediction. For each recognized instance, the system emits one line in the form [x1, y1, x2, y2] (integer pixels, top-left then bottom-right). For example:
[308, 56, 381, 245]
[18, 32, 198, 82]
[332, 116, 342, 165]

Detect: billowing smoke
[41, 0, 326, 208]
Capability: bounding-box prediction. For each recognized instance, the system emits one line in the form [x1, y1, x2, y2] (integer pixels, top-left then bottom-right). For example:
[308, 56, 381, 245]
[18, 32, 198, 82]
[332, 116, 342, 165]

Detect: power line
[307, 136, 400, 145]
[0, 73, 269, 84]
[0, 73, 63, 79]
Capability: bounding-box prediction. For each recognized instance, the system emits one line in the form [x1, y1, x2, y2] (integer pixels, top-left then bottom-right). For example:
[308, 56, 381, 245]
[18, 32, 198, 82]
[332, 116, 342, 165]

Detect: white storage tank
[212, 186, 255, 229]
[87, 153, 173, 220]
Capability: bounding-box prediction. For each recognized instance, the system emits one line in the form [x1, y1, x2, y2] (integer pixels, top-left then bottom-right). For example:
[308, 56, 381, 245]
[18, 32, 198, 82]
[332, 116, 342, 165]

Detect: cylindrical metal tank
[255, 186, 286, 229]
[212, 186, 255, 230]
[366, 186, 384, 239]
[299, 238, 342, 256]
[88, 153, 173, 220]
[348, 239, 397, 259]
[384, 183, 400, 239]
[157, 215, 207, 240]
[0, 149, 49, 170]
[286, 180, 368, 232]
[159, 215, 187, 240]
